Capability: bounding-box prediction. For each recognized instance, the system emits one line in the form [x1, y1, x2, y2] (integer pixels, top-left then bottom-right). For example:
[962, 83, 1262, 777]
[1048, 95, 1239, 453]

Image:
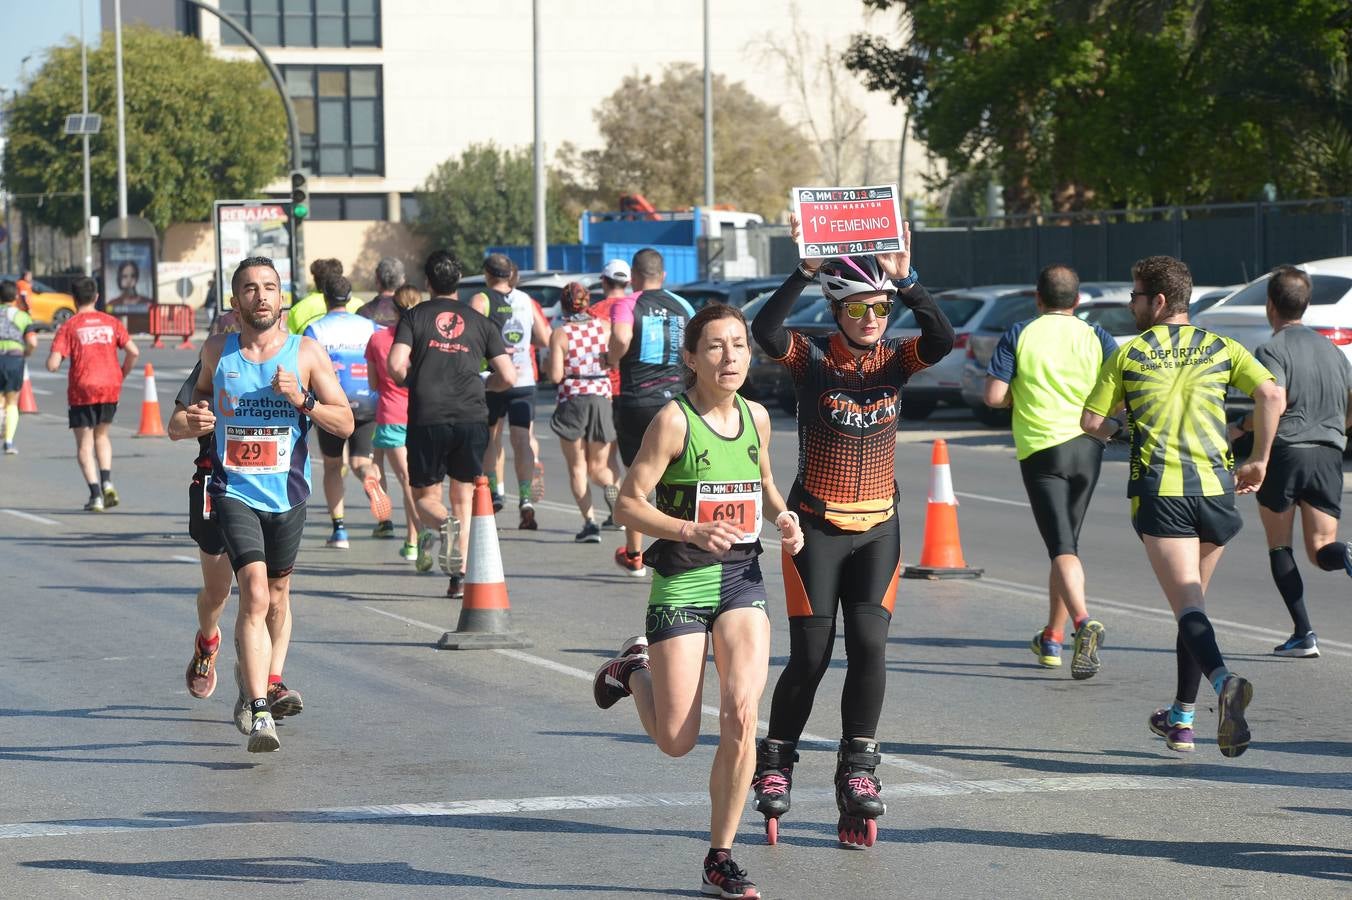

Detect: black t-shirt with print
[393, 297, 506, 426]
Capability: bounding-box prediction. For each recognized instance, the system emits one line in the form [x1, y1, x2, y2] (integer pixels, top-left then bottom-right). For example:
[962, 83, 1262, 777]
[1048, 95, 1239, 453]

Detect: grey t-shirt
[1255, 324, 1352, 449]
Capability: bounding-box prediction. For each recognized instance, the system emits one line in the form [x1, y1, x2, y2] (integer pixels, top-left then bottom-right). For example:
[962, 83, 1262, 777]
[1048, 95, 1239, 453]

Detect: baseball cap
[602, 259, 631, 283]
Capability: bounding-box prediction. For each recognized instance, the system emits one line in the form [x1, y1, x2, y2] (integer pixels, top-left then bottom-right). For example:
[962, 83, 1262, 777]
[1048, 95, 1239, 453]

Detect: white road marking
[171, 555, 198, 563]
[955, 491, 1029, 507]
[1, 509, 59, 526]
[361, 605, 953, 778]
[982, 576, 1352, 658]
[0, 775, 1204, 841]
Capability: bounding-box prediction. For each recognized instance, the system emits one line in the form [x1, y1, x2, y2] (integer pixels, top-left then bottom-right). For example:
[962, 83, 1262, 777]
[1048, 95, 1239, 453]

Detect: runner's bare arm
[608, 321, 632, 369]
[470, 292, 489, 316]
[44, 348, 63, 372]
[120, 337, 140, 379]
[1236, 379, 1285, 494]
[546, 327, 568, 385]
[614, 402, 743, 553]
[294, 337, 355, 438]
[192, 335, 227, 405]
[484, 352, 517, 393]
[1080, 404, 1124, 441]
[750, 400, 803, 555]
[532, 303, 552, 347]
[386, 341, 410, 386]
[983, 376, 1011, 408]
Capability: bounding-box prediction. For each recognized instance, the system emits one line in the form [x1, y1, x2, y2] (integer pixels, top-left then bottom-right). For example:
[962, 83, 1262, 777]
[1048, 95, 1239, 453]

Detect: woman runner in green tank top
[591, 303, 803, 900]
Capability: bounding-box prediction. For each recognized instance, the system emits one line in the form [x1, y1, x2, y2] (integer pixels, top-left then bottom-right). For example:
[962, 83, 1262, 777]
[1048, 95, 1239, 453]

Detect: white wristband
[775, 510, 799, 531]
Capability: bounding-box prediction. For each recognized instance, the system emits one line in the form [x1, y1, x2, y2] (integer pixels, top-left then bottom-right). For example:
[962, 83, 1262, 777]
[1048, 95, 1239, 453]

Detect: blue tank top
[305, 310, 378, 420]
[209, 333, 311, 512]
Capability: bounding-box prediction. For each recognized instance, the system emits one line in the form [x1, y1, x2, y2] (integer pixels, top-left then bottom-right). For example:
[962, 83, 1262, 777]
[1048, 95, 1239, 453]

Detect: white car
[1192, 257, 1352, 362]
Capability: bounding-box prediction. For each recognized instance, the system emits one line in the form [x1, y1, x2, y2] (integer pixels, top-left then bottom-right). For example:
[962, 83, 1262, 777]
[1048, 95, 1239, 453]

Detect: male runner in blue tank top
[187, 256, 354, 752]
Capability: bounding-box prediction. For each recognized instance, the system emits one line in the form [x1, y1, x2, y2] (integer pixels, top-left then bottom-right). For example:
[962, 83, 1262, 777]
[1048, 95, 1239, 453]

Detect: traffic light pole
[181, 0, 307, 292]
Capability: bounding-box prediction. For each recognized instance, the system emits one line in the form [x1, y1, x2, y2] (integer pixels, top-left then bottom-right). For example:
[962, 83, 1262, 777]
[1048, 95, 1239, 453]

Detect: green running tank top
[645, 393, 764, 579]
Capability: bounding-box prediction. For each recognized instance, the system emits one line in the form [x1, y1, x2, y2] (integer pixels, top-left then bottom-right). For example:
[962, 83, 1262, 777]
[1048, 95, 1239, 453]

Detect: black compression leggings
[768, 513, 899, 741]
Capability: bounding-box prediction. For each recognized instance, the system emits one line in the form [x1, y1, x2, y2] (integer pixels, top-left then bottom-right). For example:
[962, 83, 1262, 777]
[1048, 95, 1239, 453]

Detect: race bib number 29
[223, 425, 290, 475]
[695, 480, 763, 544]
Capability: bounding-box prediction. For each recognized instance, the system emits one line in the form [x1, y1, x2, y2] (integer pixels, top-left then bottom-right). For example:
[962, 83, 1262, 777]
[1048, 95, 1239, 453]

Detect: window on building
[399, 194, 423, 223]
[283, 65, 384, 177]
[298, 194, 388, 221]
[221, 0, 380, 48]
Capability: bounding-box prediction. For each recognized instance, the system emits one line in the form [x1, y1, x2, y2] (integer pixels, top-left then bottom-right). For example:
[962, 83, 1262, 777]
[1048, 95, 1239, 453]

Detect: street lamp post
[80, 0, 93, 276]
[532, 0, 546, 272]
[703, 0, 713, 209]
[113, 0, 128, 219]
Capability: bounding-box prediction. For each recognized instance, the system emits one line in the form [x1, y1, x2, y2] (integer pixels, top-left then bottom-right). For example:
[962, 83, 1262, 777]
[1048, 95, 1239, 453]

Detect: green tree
[2, 26, 288, 234]
[413, 143, 576, 265]
[559, 63, 818, 218]
[845, 0, 1352, 212]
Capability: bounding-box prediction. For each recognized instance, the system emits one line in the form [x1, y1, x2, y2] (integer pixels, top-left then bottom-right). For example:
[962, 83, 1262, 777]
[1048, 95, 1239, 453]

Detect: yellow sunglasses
[841, 301, 894, 319]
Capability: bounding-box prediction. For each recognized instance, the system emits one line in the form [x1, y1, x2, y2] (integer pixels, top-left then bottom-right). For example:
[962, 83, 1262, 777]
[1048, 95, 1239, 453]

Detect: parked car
[0, 275, 76, 329]
[742, 285, 832, 412]
[1075, 298, 1138, 346]
[1189, 284, 1239, 317]
[1194, 257, 1352, 361]
[877, 288, 1029, 420]
[674, 277, 785, 311]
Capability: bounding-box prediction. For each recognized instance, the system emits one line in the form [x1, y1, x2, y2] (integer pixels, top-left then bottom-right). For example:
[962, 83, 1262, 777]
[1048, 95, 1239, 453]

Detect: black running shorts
[1256, 442, 1343, 518]
[408, 422, 489, 487]
[188, 474, 226, 556]
[211, 494, 306, 578]
[68, 402, 117, 429]
[1018, 434, 1105, 557]
[486, 386, 536, 429]
[1131, 494, 1242, 546]
[317, 418, 375, 459]
[614, 400, 664, 468]
[0, 356, 23, 393]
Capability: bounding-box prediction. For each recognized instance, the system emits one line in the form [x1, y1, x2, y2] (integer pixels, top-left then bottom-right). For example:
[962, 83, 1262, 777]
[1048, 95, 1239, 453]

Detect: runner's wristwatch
[299, 389, 316, 412]
[894, 269, 919, 289]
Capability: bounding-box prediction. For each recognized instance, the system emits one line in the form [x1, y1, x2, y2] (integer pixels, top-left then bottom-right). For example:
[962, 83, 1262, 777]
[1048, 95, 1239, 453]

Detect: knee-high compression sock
[1174, 631, 1203, 708]
[1314, 541, 1351, 575]
[99, 468, 111, 486]
[1269, 547, 1312, 635]
[3, 399, 17, 443]
[1177, 608, 1229, 694]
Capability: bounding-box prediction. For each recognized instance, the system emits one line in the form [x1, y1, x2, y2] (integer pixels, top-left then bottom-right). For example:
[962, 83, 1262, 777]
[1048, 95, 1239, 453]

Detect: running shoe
[492, 492, 505, 514]
[575, 521, 602, 543]
[415, 527, 437, 572]
[372, 519, 396, 539]
[400, 541, 419, 561]
[438, 517, 461, 575]
[701, 851, 760, 899]
[592, 637, 650, 709]
[247, 711, 281, 753]
[232, 663, 252, 736]
[1070, 620, 1105, 680]
[185, 633, 219, 699]
[326, 525, 350, 549]
[83, 495, 104, 512]
[267, 681, 304, 719]
[3, 442, 16, 455]
[1273, 632, 1319, 658]
[1029, 630, 1062, 668]
[519, 499, 538, 530]
[364, 470, 393, 521]
[446, 572, 465, 599]
[530, 461, 546, 502]
[614, 547, 647, 577]
[1216, 674, 1254, 759]
[102, 482, 120, 509]
[1148, 708, 1195, 753]
[601, 515, 624, 531]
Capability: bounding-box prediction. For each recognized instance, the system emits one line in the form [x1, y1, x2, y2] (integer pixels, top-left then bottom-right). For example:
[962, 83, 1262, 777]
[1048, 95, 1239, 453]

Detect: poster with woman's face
[103, 240, 156, 313]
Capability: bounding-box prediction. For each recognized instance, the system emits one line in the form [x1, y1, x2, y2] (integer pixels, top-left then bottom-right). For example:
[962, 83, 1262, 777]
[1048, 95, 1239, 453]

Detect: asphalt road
[1, 342, 1349, 899]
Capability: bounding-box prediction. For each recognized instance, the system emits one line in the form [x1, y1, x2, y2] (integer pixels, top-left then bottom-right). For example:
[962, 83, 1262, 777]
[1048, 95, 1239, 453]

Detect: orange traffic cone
[902, 439, 983, 580]
[134, 363, 166, 437]
[438, 476, 532, 649]
[18, 363, 38, 414]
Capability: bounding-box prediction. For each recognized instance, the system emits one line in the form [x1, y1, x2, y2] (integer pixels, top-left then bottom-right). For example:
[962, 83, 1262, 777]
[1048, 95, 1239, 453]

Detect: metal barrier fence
[148, 303, 195, 349]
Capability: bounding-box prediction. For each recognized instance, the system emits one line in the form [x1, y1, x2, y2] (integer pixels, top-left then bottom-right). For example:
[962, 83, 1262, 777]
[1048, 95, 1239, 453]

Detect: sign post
[791, 184, 904, 258]
[213, 200, 296, 312]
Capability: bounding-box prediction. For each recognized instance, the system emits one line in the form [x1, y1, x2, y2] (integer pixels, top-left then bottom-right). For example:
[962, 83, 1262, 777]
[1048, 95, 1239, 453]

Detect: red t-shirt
[52, 310, 131, 406]
[588, 295, 626, 396]
[364, 325, 408, 426]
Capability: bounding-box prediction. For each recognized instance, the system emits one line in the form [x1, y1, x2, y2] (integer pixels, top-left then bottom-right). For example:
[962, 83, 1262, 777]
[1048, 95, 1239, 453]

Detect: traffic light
[290, 170, 309, 220]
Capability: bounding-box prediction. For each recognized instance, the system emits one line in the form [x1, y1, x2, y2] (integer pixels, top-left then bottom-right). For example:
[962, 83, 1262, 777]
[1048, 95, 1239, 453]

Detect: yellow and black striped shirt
[1085, 324, 1273, 497]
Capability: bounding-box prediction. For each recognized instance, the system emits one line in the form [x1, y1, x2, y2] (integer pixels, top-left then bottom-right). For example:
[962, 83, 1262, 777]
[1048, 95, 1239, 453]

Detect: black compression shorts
[1131, 494, 1242, 546]
[189, 474, 226, 556]
[1018, 434, 1105, 557]
[211, 495, 306, 578]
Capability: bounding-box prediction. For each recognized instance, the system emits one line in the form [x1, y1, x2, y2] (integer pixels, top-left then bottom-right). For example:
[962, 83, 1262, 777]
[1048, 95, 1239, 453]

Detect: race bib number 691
[695, 480, 763, 544]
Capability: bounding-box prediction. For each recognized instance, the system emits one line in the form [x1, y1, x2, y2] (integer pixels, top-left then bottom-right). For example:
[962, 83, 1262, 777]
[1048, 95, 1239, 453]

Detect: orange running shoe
[186, 633, 219, 699]
[364, 470, 393, 521]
